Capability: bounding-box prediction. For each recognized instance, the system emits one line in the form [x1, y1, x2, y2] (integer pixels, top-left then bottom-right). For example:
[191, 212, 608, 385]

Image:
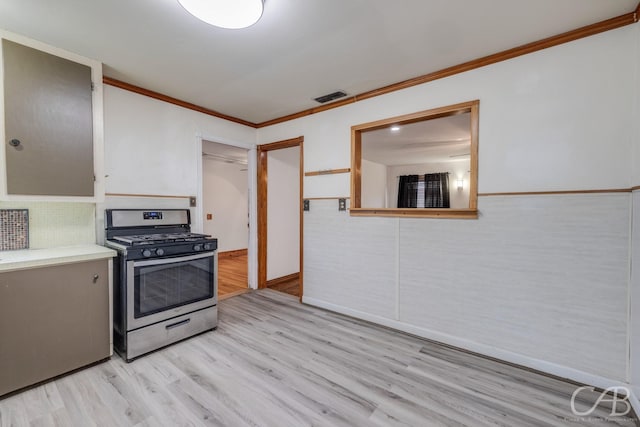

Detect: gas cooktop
[104, 209, 218, 259]
[113, 232, 211, 246]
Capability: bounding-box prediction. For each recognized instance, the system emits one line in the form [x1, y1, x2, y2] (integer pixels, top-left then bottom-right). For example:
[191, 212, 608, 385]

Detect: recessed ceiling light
[178, 0, 264, 29]
[390, 125, 401, 132]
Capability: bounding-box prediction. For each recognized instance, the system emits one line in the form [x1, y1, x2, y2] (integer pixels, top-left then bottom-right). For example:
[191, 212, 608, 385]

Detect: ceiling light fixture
[390, 125, 401, 132]
[178, 0, 264, 29]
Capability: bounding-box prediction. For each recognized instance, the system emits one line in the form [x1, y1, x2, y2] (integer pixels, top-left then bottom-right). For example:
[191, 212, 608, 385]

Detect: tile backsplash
[0, 209, 29, 250]
[0, 202, 95, 249]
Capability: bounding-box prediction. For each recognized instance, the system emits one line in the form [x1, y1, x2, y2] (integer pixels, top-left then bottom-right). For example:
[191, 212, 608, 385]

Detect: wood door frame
[257, 136, 304, 301]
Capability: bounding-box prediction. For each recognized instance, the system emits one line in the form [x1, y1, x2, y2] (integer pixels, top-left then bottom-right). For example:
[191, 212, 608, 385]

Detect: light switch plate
[189, 196, 197, 207]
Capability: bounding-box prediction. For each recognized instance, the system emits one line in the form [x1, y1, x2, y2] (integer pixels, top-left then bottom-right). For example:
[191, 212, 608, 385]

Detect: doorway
[257, 136, 304, 300]
[202, 140, 251, 299]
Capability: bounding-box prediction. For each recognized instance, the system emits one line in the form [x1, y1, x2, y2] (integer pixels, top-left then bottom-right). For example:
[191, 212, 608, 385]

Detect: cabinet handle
[8, 139, 21, 147]
[93, 274, 99, 283]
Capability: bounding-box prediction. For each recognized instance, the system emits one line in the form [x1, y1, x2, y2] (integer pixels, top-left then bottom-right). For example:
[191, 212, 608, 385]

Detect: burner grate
[113, 232, 211, 246]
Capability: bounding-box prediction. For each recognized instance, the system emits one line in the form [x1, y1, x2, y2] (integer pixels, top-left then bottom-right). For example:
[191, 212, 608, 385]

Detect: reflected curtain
[397, 175, 419, 208]
[424, 173, 450, 208]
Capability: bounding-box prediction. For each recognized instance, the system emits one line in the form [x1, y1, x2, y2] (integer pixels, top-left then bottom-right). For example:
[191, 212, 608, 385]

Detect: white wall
[627, 22, 640, 401]
[387, 161, 470, 209]
[259, 25, 636, 196]
[266, 146, 300, 280]
[259, 24, 640, 387]
[103, 86, 256, 197]
[202, 158, 248, 252]
[631, 192, 640, 398]
[361, 159, 387, 208]
[100, 85, 258, 286]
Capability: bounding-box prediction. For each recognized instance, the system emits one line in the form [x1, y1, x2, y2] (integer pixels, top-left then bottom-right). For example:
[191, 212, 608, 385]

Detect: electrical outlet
[303, 199, 310, 211]
[338, 198, 346, 211]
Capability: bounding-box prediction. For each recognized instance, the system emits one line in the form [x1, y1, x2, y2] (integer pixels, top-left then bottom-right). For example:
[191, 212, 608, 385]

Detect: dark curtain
[424, 173, 450, 208]
[397, 175, 419, 208]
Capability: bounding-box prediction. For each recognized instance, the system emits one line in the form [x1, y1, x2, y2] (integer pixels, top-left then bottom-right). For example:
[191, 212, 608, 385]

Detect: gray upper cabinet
[2, 39, 94, 197]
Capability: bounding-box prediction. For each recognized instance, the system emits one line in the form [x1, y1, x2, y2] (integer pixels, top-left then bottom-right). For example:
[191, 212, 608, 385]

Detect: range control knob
[156, 248, 165, 256]
[142, 249, 152, 257]
[203, 243, 214, 251]
[193, 244, 203, 251]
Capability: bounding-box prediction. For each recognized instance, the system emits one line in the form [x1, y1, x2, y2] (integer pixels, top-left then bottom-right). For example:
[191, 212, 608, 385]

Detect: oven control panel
[143, 211, 163, 220]
[142, 248, 162, 258]
[120, 240, 218, 259]
[192, 243, 216, 252]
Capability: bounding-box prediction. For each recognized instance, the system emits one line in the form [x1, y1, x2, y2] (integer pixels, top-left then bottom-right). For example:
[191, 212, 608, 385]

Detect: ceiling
[362, 113, 470, 166]
[203, 140, 248, 165]
[0, 1, 637, 125]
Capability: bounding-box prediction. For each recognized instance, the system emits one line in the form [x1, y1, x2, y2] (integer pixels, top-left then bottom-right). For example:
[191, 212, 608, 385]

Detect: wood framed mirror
[350, 100, 479, 219]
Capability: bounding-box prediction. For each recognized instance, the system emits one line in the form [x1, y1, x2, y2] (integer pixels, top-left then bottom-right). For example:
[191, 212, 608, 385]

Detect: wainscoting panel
[304, 199, 397, 319]
[630, 191, 640, 394]
[303, 193, 630, 382]
[399, 194, 629, 381]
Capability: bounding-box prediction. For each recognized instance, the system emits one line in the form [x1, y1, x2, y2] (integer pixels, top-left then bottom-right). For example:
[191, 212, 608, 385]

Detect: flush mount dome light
[178, 0, 264, 29]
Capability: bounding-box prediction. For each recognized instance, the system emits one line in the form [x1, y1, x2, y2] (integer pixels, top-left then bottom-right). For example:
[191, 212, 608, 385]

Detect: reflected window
[351, 100, 478, 218]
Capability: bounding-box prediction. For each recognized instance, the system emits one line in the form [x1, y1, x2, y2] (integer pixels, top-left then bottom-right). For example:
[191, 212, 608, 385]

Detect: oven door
[126, 251, 217, 331]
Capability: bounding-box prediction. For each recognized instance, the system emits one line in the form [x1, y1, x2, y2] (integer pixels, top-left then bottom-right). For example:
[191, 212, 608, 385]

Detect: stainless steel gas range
[104, 209, 218, 362]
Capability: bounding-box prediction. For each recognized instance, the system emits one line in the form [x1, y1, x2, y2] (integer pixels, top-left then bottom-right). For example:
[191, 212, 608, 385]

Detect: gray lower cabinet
[2, 39, 94, 197]
[0, 259, 110, 396]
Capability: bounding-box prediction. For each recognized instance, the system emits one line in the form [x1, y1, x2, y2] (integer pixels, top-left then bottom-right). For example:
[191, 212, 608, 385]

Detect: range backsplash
[0, 202, 95, 249]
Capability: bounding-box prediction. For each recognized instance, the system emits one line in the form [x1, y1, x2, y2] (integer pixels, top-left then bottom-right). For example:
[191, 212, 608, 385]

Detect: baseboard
[302, 296, 628, 392]
[218, 249, 248, 259]
[266, 272, 299, 287]
[219, 288, 250, 300]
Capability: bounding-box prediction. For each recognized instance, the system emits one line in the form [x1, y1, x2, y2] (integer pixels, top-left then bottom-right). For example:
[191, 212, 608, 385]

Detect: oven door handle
[131, 251, 215, 267]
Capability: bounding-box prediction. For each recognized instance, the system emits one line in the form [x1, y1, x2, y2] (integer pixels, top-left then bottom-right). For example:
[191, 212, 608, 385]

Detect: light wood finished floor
[0, 290, 635, 426]
[267, 276, 300, 297]
[219, 252, 300, 298]
[218, 253, 249, 300]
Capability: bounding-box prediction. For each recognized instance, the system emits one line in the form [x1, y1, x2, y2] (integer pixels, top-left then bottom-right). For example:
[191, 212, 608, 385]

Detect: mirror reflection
[360, 112, 471, 209]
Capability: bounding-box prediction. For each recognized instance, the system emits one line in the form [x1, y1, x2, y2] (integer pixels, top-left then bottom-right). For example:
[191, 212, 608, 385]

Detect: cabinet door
[2, 39, 94, 197]
[0, 260, 110, 396]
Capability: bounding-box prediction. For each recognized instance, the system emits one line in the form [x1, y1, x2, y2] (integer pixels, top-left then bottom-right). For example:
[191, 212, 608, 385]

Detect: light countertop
[0, 245, 116, 273]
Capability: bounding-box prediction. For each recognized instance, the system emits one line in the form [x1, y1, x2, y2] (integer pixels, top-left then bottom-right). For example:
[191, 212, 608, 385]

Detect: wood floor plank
[209, 332, 375, 426]
[266, 277, 300, 297]
[195, 323, 372, 426]
[220, 308, 491, 426]
[52, 379, 99, 427]
[1, 289, 637, 426]
[218, 253, 249, 299]
[16, 382, 63, 425]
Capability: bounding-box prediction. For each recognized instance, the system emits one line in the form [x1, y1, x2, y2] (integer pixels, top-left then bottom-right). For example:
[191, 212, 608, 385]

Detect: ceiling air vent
[314, 90, 347, 104]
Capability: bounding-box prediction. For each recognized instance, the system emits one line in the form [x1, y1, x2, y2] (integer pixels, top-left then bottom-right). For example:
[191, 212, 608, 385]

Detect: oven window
[134, 256, 214, 318]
